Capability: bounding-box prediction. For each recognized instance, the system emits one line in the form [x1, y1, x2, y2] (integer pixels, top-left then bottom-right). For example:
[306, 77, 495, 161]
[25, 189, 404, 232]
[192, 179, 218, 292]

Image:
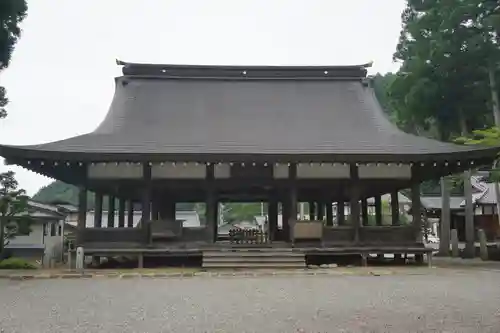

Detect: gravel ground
[1, 270, 500, 333]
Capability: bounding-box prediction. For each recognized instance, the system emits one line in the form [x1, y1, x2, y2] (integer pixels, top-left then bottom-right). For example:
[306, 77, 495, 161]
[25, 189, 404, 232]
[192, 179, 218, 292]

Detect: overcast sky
[0, 0, 405, 195]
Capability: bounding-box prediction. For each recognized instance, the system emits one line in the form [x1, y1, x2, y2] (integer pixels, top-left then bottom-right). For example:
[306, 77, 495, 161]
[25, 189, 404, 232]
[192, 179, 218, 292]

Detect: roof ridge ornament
[116, 60, 371, 79]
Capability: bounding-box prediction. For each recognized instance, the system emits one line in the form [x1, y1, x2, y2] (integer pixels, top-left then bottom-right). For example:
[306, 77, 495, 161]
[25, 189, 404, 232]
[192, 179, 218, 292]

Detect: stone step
[202, 261, 306, 268]
[203, 251, 304, 257]
[204, 247, 294, 252]
[203, 256, 304, 263]
[202, 249, 306, 269]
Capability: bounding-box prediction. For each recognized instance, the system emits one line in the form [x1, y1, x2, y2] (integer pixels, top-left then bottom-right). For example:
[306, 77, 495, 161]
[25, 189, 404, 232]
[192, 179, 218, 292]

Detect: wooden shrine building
[1, 60, 499, 263]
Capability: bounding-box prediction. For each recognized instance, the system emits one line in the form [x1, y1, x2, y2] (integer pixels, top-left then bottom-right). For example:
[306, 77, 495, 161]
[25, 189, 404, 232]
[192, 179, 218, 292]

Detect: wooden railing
[229, 228, 268, 244]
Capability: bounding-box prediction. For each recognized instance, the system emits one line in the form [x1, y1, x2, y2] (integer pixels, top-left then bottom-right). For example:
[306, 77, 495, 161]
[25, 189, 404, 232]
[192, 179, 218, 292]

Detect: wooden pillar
[107, 196, 115, 228]
[282, 200, 289, 233]
[160, 199, 176, 221]
[141, 163, 152, 243]
[374, 195, 382, 226]
[308, 201, 316, 220]
[439, 176, 451, 256]
[289, 188, 298, 223]
[410, 166, 422, 243]
[118, 197, 126, 227]
[326, 201, 333, 226]
[464, 169, 475, 258]
[285, 163, 298, 241]
[94, 193, 103, 228]
[205, 164, 217, 242]
[205, 192, 217, 242]
[350, 164, 361, 242]
[127, 201, 134, 228]
[316, 202, 324, 220]
[391, 190, 400, 226]
[337, 200, 345, 226]
[361, 198, 369, 226]
[268, 196, 278, 241]
[151, 200, 160, 221]
[76, 183, 88, 245]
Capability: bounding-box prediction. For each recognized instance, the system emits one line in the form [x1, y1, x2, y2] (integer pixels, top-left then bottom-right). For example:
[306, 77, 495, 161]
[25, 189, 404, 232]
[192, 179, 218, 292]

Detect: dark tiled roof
[420, 196, 466, 210]
[1, 63, 498, 161]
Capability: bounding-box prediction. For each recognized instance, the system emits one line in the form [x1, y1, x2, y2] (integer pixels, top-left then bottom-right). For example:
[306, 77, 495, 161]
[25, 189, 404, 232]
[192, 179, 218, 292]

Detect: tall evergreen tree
[0, 0, 28, 118]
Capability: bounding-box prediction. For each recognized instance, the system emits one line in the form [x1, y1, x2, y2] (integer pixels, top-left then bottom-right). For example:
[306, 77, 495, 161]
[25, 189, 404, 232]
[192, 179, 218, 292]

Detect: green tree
[389, 0, 499, 140]
[0, 171, 31, 255]
[223, 203, 264, 223]
[34, 181, 93, 207]
[456, 126, 500, 181]
[0, 1, 29, 256]
[0, 0, 28, 118]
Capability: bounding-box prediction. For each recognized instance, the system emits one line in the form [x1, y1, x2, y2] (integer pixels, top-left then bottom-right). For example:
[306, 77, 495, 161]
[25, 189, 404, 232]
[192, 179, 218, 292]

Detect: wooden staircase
[202, 249, 306, 269]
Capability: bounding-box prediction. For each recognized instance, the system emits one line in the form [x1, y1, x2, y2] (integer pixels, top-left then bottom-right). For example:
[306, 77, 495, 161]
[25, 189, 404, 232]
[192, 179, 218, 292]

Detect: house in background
[6, 200, 67, 265]
[421, 175, 500, 241]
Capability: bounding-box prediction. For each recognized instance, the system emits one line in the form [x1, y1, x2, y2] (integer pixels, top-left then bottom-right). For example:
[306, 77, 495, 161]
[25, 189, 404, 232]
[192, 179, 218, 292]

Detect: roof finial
[363, 61, 374, 68]
[116, 59, 127, 66]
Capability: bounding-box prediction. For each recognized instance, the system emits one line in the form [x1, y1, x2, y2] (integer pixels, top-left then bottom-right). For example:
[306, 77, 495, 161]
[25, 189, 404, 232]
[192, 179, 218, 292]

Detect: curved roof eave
[116, 59, 374, 71]
[1, 143, 499, 164]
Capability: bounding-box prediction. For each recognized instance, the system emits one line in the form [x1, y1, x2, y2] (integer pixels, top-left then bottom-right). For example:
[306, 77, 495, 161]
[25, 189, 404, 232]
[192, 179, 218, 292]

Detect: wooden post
[205, 163, 217, 242]
[76, 184, 87, 246]
[92, 192, 103, 264]
[439, 176, 451, 256]
[361, 198, 369, 226]
[391, 190, 399, 226]
[411, 166, 422, 243]
[308, 201, 316, 220]
[67, 248, 73, 270]
[286, 163, 298, 241]
[337, 200, 345, 226]
[463, 170, 475, 258]
[478, 229, 488, 261]
[118, 197, 126, 227]
[138, 254, 144, 268]
[141, 163, 152, 243]
[268, 196, 278, 241]
[316, 202, 324, 220]
[107, 195, 115, 228]
[127, 201, 134, 228]
[326, 201, 333, 226]
[350, 164, 361, 242]
[451, 229, 459, 257]
[151, 200, 160, 221]
[205, 191, 217, 242]
[374, 195, 382, 226]
[282, 200, 290, 240]
[289, 188, 298, 237]
[160, 199, 176, 221]
[94, 193, 103, 228]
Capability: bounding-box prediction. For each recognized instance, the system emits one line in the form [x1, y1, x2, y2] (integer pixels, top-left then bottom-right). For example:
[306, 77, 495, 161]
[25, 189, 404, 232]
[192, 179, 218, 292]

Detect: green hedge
[0, 258, 37, 270]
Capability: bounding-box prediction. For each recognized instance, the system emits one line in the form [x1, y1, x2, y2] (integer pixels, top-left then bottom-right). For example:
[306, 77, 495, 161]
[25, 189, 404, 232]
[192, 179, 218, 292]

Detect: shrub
[0, 258, 37, 270]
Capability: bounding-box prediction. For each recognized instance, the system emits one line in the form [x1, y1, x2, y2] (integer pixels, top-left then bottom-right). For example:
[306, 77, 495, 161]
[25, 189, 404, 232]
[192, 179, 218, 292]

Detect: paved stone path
[1, 269, 499, 333]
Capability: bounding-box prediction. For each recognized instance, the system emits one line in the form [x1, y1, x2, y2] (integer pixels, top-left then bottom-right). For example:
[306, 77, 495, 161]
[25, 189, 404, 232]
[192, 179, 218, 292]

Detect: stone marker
[67, 249, 72, 270]
[76, 247, 84, 273]
[451, 229, 459, 257]
[478, 229, 488, 261]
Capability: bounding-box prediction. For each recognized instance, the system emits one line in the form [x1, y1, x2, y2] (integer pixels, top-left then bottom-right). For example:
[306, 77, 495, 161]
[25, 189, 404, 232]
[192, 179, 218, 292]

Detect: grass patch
[0, 258, 38, 270]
